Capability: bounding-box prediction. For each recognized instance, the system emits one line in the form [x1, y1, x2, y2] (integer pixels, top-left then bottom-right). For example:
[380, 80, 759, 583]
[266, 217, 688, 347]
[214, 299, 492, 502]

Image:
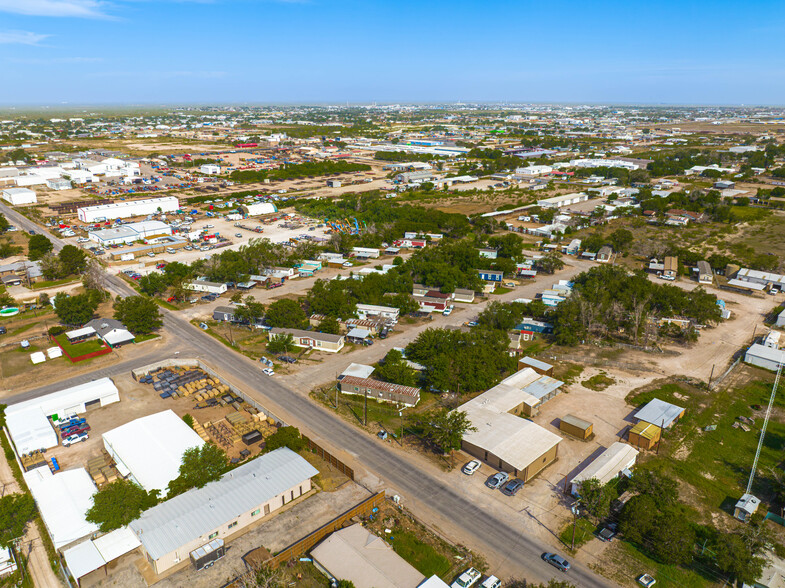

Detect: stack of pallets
[191, 418, 210, 442]
[87, 453, 120, 487]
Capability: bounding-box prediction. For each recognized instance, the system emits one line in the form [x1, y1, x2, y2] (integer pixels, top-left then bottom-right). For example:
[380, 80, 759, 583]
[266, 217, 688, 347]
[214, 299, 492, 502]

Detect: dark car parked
[501, 478, 524, 496]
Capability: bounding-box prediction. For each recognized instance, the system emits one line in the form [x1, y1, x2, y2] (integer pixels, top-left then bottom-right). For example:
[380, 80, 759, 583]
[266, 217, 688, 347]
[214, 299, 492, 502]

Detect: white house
[184, 281, 227, 295]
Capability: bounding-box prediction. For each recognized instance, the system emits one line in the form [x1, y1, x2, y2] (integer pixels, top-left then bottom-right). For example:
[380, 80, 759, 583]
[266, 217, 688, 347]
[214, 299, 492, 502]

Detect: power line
[746, 352, 783, 494]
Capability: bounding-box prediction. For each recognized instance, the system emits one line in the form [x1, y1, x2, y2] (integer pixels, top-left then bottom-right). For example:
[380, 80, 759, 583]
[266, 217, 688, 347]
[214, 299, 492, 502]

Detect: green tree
[375, 349, 418, 387]
[649, 513, 695, 565]
[167, 443, 228, 497]
[58, 244, 88, 275]
[233, 297, 265, 327]
[38, 292, 50, 307]
[536, 251, 565, 274]
[421, 409, 476, 465]
[267, 333, 297, 355]
[609, 228, 634, 253]
[317, 316, 341, 335]
[265, 298, 308, 329]
[0, 213, 8, 232]
[53, 292, 98, 326]
[577, 479, 613, 521]
[619, 494, 657, 545]
[264, 426, 305, 452]
[138, 272, 168, 297]
[336, 582, 356, 588]
[113, 295, 162, 334]
[85, 479, 159, 532]
[27, 234, 53, 260]
[629, 470, 678, 508]
[0, 494, 36, 547]
[714, 533, 765, 585]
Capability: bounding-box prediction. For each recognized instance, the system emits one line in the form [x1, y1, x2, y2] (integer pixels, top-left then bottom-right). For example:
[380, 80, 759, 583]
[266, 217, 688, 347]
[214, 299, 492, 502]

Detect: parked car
[480, 576, 501, 588]
[462, 460, 481, 475]
[637, 574, 656, 587]
[500, 478, 524, 496]
[235, 233, 242, 238]
[542, 553, 570, 572]
[262, 368, 275, 376]
[451, 567, 481, 588]
[598, 523, 618, 542]
[62, 433, 88, 447]
[443, 307, 452, 316]
[485, 472, 509, 489]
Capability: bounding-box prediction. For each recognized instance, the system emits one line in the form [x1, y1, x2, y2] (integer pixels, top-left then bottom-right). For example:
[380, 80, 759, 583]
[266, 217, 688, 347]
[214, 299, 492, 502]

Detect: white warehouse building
[102, 410, 205, 493]
[2, 187, 37, 205]
[6, 378, 120, 455]
[88, 220, 173, 246]
[78, 196, 179, 222]
[537, 192, 589, 209]
[239, 202, 278, 217]
[199, 164, 221, 175]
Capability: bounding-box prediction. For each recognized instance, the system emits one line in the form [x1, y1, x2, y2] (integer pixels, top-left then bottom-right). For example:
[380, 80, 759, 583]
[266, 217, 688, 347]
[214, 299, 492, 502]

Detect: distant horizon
[1, 100, 785, 111]
[1, 0, 784, 105]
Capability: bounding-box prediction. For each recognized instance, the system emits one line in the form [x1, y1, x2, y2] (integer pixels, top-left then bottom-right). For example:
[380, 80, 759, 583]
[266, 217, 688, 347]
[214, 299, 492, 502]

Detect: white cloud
[0, 30, 50, 45]
[0, 0, 111, 18]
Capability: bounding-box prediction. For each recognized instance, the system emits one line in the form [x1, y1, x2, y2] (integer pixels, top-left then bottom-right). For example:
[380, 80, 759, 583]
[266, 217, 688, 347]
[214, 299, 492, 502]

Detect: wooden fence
[303, 435, 354, 480]
[242, 491, 385, 570]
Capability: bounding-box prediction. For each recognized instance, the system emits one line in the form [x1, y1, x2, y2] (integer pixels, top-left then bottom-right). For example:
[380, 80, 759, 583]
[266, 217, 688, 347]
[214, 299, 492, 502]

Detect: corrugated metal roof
[519, 356, 553, 372]
[629, 421, 660, 440]
[634, 398, 684, 428]
[561, 414, 592, 431]
[339, 376, 420, 399]
[129, 448, 318, 561]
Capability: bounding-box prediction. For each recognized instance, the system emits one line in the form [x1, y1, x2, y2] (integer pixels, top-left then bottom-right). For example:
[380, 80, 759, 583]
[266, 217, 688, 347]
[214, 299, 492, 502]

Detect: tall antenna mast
[746, 352, 784, 494]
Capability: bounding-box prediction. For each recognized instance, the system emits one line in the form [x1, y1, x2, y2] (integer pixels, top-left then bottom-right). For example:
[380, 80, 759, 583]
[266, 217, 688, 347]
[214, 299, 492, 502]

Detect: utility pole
[364, 388, 368, 427]
[571, 503, 579, 550]
[708, 364, 715, 389]
[398, 408, 404, 446]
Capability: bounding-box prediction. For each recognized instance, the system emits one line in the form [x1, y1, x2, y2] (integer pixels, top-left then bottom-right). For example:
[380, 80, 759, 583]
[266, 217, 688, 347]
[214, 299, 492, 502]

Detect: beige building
[456, 368, 563, 481]
[269, 327, 345, 353]
[129, 448, 318, 575]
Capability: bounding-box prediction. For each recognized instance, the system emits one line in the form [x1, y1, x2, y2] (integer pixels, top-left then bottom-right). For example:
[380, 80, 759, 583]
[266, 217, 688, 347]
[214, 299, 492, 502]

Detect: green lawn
[559, 517, 596, 552]
[54, 334, 108, 357]
[388, 530, 452, 578]
[630, 377, 785, 517]
[492, 286, 513, 295]
[613, 541, 711, 588]
[30, 277, 79, 289]
[133, 332, 159, 343]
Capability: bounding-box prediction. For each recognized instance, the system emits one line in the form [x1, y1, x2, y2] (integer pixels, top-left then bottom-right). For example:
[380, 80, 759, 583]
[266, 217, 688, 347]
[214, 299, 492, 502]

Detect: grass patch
[54, 334, 107, 356]
[555, 362, 584, 385]
[492, 286, 512, 295]
[29, 277, 79, 289]
[559, 517, 596, 552]
[133, 332, 159, 343]
[155, 298, 178, 311]
[582, 371, 616, 391]
[10, 323, 36, 336]
[388, 530, 452, 578]
[627, 382, 689, 407]
[729, 205, 770, 222]
[613, 541, 711, 588]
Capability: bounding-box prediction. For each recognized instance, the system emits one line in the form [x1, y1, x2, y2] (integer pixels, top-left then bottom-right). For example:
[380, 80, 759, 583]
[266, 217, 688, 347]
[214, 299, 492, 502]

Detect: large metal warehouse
[77, 196, 179, 222]
[1, 187, 37, 205]
[129, 448, 318, 574]
[745, 343, 785, 372]
[102, 410, 205, 493]
[6, 378, 120, 455]
[239, 202, 278, 217]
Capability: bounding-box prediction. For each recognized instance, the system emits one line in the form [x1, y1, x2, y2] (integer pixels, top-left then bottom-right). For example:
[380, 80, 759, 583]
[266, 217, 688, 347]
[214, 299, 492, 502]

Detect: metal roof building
[129, 448, 318, 574]
[634, 398, 685, 428]
[102, 410, 205, 493]
[745, 343, 785, 372]
[310, 523, 425, 588]
[570, 442, 639, 495]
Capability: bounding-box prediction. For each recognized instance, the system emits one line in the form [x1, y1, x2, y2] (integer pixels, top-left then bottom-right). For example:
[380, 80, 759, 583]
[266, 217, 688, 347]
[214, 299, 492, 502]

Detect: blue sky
[0, 0, 783, 105]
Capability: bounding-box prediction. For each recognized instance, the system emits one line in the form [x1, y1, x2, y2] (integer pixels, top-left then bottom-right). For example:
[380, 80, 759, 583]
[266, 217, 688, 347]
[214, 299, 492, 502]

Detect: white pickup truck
[451, 568, 481, 588]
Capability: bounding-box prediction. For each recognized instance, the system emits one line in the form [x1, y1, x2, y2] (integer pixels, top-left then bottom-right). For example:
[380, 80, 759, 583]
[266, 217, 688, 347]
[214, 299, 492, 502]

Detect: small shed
[634, 398, 685, 428]
[628, 421, 661, 450]
[734, 493, 761, 522]
[559, 414, 593, 440]
[518, 356, 554, 377]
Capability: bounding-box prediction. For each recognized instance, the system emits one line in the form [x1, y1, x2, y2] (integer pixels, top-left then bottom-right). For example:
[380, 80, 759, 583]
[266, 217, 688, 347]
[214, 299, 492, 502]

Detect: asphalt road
[1, 204, 617, 587]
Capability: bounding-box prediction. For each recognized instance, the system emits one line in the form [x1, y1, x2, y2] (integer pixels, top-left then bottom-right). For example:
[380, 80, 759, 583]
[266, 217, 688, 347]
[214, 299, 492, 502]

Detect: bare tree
[233, 561, 283, 588]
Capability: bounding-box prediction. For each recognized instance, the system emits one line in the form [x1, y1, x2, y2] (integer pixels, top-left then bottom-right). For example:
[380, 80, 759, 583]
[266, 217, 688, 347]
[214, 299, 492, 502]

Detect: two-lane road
[1, 204, 616, 587]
